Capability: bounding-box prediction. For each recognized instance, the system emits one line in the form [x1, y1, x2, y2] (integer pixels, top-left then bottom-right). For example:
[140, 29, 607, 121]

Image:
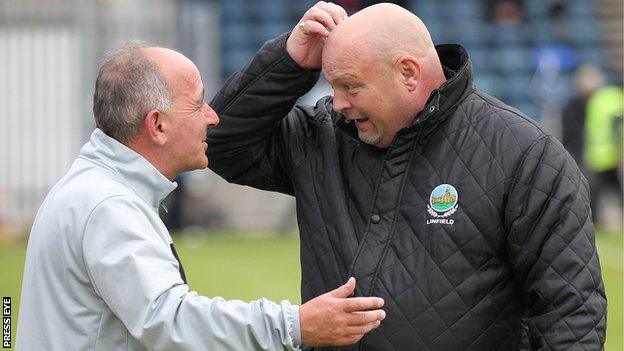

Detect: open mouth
[352, 117, 369, 126]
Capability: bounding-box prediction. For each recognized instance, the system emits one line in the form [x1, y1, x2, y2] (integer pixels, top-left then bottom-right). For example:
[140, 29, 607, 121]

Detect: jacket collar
[78, 129, 177, 208]
[409, 44, 473, 134]
[335, 44, 473, 145]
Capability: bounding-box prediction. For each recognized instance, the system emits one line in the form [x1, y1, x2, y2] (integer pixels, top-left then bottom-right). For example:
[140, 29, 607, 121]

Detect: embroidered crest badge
[426, 184, 458, 225]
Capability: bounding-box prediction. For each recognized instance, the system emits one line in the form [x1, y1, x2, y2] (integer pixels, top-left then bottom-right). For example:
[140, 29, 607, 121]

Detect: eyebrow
[333, 77, 361, 89]
[325, 75, 353, 87]
[324, 68, 357, 82]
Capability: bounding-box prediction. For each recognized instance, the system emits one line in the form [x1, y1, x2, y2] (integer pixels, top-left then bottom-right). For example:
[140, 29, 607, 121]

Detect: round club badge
[427, 184, 458, 219]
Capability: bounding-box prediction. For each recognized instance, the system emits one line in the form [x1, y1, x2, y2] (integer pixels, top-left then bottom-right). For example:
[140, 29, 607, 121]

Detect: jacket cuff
[283, 302, 302, 349]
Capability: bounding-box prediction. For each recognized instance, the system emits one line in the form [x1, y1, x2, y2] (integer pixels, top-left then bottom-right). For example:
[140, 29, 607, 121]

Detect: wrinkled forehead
[144, 47, 200, 91]
[322, 52, 360, 83]
[322, 32, 371, 80]
[166, 62, 202, 99]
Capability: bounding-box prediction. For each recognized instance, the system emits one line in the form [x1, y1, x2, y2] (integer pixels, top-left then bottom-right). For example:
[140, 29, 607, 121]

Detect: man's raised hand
[285, 1, 348, 69]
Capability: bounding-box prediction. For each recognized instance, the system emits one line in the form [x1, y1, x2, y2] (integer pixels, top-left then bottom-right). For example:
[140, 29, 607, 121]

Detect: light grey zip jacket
[16, 128, 301, 350]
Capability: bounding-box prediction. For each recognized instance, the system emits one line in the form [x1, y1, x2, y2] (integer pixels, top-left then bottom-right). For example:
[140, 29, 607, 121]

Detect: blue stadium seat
[467, 47, 490, 73]
[489, 23, 529, 46]
[513, 101, 541, 120]
[504, 73, 532, 99]
[288, 0, 316, 16]
[253, 22, 291, 43]
[455, 21, 487, 46]
[222, 23, 252, 47]
[251, 0, 290, 21]
[569, 18, 603, 45]
[447, 0, 484, 19]
[577, 47, 608, 68]
[220, 0, 249, 21]
[493, 76, 519, 104]
[474, 73, 499, 96]
[529, 19, 555, 45]
[426, 18, 458, 44]
[525, 0, 549, 20]
[491, 46, 531, 74]
[223, 47, 257, 77]
[412, 0, 442, 21]
[566, 0, 595, 17]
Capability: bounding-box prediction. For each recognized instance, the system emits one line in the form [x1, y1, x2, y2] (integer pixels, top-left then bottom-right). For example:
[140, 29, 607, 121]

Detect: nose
[204, 103, 220, 128]
[332, 91, 351, 114]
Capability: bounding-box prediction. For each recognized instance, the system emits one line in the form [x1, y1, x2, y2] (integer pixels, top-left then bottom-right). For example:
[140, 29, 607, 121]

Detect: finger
[299, 20, 331, 38]
[337, 3, 348, 19]
[342, 296, 385, 312]
[327, 277, 355, 298]
[316, 1, 348, 24]
[328, 1, 348, 20]
[346, 310, 386, 326]
[307, 7, 338, 31]
[345, 320, 382, 335]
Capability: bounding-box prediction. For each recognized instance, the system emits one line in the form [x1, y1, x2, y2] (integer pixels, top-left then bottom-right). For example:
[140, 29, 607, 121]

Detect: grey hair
[93, 41, 172, 144]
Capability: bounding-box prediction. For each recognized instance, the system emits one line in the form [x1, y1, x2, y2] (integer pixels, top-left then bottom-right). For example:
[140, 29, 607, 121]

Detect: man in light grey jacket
[15, 43, 385, 350]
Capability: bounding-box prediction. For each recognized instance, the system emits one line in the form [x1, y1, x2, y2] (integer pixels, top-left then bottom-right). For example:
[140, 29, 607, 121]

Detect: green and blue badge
[426, 184, 458, 225]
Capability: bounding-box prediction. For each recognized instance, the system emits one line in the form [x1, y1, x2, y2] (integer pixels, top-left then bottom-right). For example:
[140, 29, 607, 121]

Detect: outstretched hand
[285, 1, 348, 69]
[299, 277, 386, 347]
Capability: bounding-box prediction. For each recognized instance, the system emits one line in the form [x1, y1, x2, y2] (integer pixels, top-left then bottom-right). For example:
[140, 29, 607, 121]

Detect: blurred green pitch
[0, 231, 621, 350]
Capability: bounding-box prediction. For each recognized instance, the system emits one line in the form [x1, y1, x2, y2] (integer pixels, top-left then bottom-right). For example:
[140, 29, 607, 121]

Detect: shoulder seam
[508, 135, 550, 195]
[473, 90, 546, 133]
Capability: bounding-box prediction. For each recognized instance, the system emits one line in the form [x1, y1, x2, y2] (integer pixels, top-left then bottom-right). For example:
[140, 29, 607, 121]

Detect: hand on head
[286, 1, 348, 69]
[299, 277, 386, 347]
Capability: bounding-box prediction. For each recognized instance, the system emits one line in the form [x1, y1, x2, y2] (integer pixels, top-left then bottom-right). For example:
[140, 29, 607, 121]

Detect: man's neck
[126, 139, 177, 181]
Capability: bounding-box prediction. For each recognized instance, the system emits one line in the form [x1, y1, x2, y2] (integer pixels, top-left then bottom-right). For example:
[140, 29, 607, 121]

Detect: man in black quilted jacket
[207, 2, 607, 350]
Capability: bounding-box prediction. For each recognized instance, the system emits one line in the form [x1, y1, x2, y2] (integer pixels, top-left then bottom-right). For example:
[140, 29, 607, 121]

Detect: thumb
[328, 277, 356, 298]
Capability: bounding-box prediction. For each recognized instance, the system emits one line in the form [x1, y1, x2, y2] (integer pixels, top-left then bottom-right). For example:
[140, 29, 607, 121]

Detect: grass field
[1, 230, 622, 350]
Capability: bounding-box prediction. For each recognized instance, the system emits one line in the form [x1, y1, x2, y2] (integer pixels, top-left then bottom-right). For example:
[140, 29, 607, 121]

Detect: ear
[396, 55, 420, 91]
[144, 109, 168, 146]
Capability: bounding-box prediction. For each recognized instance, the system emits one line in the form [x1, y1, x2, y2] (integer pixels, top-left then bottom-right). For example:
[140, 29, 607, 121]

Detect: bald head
[324, 3, 437, 66]
[142, 47, 201, 103]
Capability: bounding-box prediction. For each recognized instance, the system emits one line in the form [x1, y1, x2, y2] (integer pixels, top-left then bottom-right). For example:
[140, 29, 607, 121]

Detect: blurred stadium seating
[215, 0, 621, 124]
[0, 0, 621, 232]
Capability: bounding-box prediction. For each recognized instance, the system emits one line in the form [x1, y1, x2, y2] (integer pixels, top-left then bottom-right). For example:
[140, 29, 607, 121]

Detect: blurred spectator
[583, 84, 623, 228]
[486, 0, 525, 24]
[548, 0, 568, 19]
[529, 43, 578, 108]
[561, 64, 605, 165]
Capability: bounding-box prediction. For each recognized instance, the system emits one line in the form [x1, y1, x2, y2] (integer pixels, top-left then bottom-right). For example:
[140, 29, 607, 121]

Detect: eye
[196, 101, 205, 112]
[191, 106, 203, 117]
[343, 83, 359, 93]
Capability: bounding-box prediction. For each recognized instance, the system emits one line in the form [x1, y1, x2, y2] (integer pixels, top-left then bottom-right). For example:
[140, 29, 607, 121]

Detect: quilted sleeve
[504, 135, 607, 350]
[207, 33, 320, 195]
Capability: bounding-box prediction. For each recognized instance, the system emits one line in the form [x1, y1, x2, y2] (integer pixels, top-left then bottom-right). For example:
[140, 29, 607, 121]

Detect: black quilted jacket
[208, 34, 606, 350]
